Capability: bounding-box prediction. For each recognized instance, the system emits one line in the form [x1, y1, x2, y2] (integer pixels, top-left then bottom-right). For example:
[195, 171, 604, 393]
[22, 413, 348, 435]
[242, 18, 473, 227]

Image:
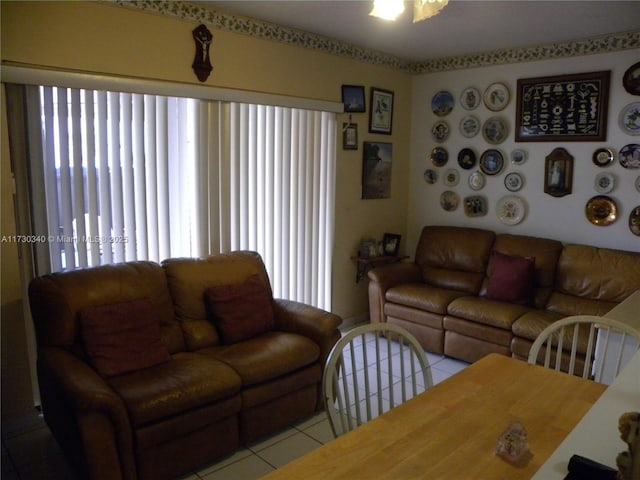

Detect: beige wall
[1, 1, 411, 416]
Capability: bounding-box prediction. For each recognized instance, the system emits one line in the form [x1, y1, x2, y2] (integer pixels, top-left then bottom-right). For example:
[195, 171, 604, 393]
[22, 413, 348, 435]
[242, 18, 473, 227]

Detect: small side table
[350, 255, 409, 283]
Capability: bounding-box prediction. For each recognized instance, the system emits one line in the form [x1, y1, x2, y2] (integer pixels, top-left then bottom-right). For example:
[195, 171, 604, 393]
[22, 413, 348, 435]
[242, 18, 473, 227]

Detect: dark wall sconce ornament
[544, 147, 573, 197]
[192, 24, 213, 82]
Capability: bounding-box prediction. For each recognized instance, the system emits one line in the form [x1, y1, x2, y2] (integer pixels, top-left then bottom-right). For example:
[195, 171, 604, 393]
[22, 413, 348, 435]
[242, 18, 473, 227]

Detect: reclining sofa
[28, 251, 342, 480]
[369, 225, 640, 363]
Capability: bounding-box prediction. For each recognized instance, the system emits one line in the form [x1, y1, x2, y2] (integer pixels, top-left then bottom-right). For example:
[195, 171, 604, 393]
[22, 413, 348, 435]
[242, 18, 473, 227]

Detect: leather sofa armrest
[368, 263, 422, 324]
[38, 347, 137, 480]
[368, 262, 422, 288]
[273, 299, 342, 363]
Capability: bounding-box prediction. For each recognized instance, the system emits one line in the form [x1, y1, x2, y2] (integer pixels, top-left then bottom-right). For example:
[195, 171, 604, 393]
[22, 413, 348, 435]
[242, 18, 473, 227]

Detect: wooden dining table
[261, 353, 606, 480]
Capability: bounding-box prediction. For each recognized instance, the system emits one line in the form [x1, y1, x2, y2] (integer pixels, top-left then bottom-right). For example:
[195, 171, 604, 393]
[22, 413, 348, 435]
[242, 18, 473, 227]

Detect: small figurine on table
[616, 411, 639, 480]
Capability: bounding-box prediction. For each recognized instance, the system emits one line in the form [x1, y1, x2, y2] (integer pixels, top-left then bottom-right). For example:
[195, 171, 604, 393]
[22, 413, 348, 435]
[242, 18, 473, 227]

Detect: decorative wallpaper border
[113, 0, 640, 74]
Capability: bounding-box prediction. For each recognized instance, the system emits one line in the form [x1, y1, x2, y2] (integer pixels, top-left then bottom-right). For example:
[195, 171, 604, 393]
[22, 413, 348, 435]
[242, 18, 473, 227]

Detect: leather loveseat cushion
[108, 352, 242, 427]
[80, 298, 170, 377]
[201, 331, 320, 387]
[486, 252, 535, 306]
[205, 274, 275, 344]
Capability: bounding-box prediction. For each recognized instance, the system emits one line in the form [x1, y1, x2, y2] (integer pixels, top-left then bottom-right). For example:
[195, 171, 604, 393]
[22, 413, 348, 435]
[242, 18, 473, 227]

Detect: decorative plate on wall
[619, 102, 640, 135]
[459, 115, 480, 138]
[594, 172, 615, 194]
[504, 172, 524, 192]
[619, 144, 640, 169]
[592, 148, 615, 167]
[629, 206, 640, 236]
[424, 169, 437, 184]
[623, 62, 640, 96]
[468, 171, 485, 191]
[431, 91, 454, 116]
[479, 149, 504, 175]
[464, 195, 487, 217]
[458, 148, 477, 170]
[636, 175, 640, 193]
[440, 190, 460, 211]
[510, 149, 527, 165]
[460, 87, 481, 110]
[430, 147, 448, 167]
[483, 83, 510, 111]
[585, 195, 618, 226]
[443, 168, 460, 186]
[496, 195, 526, 226]
[431, 121, 450, 143]
[482, 116, 509, 144]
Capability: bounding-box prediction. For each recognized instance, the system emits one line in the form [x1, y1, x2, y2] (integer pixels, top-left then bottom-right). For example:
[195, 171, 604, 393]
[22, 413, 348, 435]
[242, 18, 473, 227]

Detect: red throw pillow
[486, 251, 536, 306]
[80, 298, 170, 377]
[204, 274, 275, 344]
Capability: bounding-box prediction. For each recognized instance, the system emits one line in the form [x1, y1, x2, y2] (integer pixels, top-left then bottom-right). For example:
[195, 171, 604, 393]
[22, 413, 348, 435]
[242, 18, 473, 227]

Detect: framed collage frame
[515, 70, 610, 142]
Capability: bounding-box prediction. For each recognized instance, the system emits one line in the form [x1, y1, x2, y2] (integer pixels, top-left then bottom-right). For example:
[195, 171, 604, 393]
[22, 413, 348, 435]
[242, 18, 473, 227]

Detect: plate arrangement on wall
[629, 206, 640, 237]
[482, 117, 509, 144]
[464, 195, 487, 217]
[432, 91, 454, 116]
[496, 195, 526, 226]
[619, 102, 640, 135]
[440, 191, 460, 211]
[592, 148, 615, 167]
[585, 195, 618, 226]
[458, 148, 477, 170]
[504, 172, 524, 192]
[460, 87, 481, 110]
[483, 82, 510, 112]
[432, 121, 450, 143]
[594, 172, 615, 194]
[479, 149, 504, 175]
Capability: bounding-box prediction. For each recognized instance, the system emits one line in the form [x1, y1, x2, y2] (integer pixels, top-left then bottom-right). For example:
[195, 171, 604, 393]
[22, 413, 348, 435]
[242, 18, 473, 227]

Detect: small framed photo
[342, 85, 366, 113]
[369, 88, 394, 135]
[382, 233, 401, 256]
[342, 123, 358, 150]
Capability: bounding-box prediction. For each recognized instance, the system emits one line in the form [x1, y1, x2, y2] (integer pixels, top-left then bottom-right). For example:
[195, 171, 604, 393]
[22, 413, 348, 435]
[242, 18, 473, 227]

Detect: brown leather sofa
[28, 251, 342, 480]
[369, 225, 640, 364]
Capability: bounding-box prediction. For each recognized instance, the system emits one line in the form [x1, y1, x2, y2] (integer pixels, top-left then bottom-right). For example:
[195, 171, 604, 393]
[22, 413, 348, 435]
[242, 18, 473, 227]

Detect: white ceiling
[198, 1, 640, 62]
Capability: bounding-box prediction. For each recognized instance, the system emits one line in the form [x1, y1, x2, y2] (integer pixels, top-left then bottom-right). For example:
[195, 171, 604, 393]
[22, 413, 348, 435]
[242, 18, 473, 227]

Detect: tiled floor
[1, 326, 468, 480]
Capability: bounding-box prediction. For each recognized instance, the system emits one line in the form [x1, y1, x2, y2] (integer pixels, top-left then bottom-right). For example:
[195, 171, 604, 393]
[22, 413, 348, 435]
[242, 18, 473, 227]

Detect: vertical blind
[24, 85, 336, 310]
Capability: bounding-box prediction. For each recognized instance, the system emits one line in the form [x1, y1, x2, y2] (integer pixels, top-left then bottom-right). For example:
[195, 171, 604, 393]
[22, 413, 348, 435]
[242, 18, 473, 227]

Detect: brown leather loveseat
[28, 251, 342, 480]
[369, 225, 640, 363]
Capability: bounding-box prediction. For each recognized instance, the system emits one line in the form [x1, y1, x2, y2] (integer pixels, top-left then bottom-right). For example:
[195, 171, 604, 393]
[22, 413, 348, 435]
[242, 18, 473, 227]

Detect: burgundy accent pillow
[486, 251, 536, 306]
[80, 298, 170, 377]
[204, 274, 275, 344]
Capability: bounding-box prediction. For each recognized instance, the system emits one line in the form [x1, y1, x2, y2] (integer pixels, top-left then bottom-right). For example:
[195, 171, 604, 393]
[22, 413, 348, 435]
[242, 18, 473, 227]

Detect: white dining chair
[527, 315, 640, 383]
[323, 322, 433, 437]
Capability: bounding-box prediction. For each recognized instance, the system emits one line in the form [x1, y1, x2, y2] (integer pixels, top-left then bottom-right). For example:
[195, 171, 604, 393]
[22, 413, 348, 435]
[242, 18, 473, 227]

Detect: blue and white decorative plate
[431, 91, 454, 117]
[619, 102, 640, 135]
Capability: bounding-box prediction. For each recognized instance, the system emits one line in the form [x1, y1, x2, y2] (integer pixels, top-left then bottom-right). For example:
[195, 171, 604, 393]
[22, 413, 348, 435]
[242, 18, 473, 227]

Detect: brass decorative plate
[585, 195, 618, 226]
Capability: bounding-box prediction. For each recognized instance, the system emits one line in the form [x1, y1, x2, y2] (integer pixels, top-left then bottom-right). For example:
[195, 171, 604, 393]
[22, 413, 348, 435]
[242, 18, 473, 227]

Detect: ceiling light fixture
[370, 0, 449, 22]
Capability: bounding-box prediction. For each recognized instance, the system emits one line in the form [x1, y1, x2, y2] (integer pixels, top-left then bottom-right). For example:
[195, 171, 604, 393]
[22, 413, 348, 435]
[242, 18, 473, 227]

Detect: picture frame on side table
[369, 88, 394, 134]
[342, 85, 366, 112]
[342, 123, 358, 150]
[382, 233, 401, 256]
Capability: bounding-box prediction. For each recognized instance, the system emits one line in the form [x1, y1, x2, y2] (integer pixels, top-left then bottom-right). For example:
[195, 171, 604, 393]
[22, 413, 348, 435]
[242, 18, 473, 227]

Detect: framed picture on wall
[342, 123, 358, 150]
[362, 141, 392, 199]
[369, 88, 394, 134]
[515, 70, 610, 142]
[342, 85, 366, 113]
